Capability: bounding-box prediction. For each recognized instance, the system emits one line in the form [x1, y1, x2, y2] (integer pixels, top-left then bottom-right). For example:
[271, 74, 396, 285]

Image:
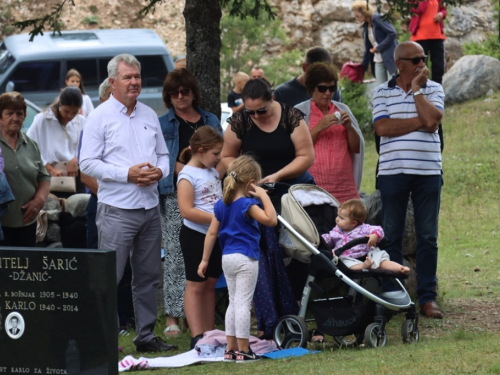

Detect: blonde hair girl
[198, 155, 277, 362]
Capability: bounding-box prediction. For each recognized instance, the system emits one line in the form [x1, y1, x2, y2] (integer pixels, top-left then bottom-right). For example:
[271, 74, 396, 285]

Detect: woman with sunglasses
[158, 68, 223, 338]
[221, 78, 315, 340]
[296, 62, 364, 203]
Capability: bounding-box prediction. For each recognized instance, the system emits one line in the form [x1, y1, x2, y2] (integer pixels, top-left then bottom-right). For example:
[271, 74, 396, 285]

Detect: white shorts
[340, 247, 390, 269]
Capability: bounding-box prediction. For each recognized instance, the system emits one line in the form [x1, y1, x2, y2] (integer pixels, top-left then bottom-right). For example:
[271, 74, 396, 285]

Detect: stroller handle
[334, 237, 369, 257]
[257, 182, 291, 190]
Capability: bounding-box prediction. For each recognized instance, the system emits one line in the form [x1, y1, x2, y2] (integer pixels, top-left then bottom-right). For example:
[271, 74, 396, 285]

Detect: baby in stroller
[322, 199, 410, 275]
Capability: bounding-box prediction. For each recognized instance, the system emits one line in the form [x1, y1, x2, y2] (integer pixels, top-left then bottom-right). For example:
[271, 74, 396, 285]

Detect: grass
[118, 94, 500, 373]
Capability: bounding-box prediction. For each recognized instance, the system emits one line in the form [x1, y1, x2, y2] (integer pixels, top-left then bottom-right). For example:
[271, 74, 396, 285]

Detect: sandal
[163, 324, 182, 337]
[310, 330, 324, 344]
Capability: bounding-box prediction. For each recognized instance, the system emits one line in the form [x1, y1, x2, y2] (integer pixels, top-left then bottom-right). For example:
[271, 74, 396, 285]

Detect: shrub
[463, 33, 500, 60]
[338, 79, 374, 138]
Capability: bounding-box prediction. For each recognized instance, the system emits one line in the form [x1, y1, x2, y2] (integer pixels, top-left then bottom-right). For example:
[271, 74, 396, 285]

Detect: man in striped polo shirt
[373, 41, 444, 319]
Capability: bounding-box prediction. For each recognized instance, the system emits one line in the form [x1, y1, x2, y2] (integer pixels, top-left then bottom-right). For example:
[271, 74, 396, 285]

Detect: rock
[474, 266, 480, 272]
[43, 194, 61, 211]
[65, 193, 91, 218]
[442, 55, 500, 104]
[46, 209, 61, 222]
[45, 223, 61, 243]
[362, 190, 418, 297]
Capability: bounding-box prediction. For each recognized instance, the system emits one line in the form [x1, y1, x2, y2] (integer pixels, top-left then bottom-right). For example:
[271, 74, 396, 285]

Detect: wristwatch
[413, 89, 424, 97]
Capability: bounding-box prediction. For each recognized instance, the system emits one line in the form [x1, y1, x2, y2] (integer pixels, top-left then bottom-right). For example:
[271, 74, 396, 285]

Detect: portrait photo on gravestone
[0, 247, 118, 375]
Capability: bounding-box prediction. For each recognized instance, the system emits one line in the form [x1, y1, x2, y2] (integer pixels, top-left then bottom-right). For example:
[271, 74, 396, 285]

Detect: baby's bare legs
[379, 260, 410, 275]
[350, 257, 374, 271]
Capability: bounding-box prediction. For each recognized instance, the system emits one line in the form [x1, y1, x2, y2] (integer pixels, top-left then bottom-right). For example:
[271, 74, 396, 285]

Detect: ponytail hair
[223, 155, 262, 205]
[179, 126, 224, 164]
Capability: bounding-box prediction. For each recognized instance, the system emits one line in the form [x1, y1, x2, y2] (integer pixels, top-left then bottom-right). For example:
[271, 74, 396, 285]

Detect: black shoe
[190, 333, 204, 350]
[236, 348, 260, 363]
[136, 337, 178, 353]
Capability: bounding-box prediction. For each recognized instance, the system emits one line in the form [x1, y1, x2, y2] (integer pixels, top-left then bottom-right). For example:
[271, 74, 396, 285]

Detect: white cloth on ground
[118, 350, 223, 372]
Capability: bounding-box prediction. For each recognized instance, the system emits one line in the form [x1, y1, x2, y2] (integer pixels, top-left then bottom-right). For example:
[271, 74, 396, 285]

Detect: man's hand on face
[411, 66, 430, 92]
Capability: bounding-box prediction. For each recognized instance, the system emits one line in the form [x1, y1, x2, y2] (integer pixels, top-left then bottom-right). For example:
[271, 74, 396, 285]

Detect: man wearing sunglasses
[274, 46, 343, 106]
[372, 41, 445, 320]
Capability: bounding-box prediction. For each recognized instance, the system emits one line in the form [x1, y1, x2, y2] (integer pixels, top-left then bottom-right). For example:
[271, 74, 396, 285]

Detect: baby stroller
[273, 184, 419, 349]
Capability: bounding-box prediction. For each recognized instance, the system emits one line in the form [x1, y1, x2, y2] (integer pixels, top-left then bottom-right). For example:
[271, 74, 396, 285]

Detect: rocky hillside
[1, 0, 496, 68]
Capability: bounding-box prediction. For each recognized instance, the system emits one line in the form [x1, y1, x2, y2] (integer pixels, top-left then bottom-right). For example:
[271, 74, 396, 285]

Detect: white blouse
[26, 109, 85, 166]
[81, 94, 95, 117]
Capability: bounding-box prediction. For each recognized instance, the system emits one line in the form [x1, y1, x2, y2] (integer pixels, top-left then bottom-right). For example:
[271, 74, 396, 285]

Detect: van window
[8, 61, 61, 92]
[139, 56, 168, 88]
[66, 59, 100, 90]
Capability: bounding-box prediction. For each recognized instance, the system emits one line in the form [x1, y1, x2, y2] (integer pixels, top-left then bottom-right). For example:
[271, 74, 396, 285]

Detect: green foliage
[220, 5, 299, 101]
[463, 33, 500, 60]
[12, 0, 74, 41]
[338, 79, 373, 138]
[0, 5, 15, 36]
[220, 0, 276, 20]
[81, 15, 98, 25]
[377, 0, 463, 21]
[89, 5, 98, 14]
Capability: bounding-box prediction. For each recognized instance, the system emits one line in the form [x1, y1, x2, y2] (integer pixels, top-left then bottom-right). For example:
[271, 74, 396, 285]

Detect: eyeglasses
[399, 56, 428, 65]
[168, 88, 191, 98]
[316, 85, 337, 93]
[244, 101, 270, 116]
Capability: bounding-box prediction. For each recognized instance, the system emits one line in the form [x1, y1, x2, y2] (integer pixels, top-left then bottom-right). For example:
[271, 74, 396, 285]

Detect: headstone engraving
[0, 247, 117, 375]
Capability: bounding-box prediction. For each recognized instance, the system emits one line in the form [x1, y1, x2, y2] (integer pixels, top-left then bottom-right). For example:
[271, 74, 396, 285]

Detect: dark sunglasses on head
[168, 88, 191, 97]
[399, 56, 428, 65]
[244, 101, 270, 116]
[316, 85, 337, 93]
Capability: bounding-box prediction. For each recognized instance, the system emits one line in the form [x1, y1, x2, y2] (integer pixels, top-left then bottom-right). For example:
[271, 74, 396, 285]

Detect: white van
[0, 29, 174, 115]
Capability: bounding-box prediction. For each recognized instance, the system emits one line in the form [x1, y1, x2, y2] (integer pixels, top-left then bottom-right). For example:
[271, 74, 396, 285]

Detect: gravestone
[0, 247, 117, 375]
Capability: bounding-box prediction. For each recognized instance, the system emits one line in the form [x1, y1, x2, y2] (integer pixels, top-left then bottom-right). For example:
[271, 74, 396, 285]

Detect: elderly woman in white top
[27, 86, 86, 195]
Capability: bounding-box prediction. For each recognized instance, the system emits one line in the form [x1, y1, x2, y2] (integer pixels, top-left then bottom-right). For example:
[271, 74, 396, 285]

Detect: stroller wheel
[273, 315, 309, 349]
[333, 334, 364, 348]
[364, 323, 387, 348]
[401, 319, 419, 344]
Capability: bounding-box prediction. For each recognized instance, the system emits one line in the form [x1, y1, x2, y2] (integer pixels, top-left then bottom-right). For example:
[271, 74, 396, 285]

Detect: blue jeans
[378, 174, 442, 305]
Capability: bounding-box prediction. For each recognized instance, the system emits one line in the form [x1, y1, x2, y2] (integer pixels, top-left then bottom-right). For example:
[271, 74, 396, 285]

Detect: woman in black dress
[221, 78, 315, 338]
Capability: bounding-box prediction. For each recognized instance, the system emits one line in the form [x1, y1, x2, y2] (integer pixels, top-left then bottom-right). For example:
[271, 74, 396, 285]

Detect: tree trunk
[184, 0, 222, 119]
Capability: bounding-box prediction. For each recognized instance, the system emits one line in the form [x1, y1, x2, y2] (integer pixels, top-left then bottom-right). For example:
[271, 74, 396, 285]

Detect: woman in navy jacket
[351, 1, 398, 85]
[158, 68, 223, 339]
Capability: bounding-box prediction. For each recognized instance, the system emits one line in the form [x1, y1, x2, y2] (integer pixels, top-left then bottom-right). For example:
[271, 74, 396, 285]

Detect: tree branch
[12, 0, 75, 42]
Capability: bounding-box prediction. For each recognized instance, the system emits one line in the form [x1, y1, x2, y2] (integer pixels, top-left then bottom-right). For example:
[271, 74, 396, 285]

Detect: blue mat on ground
[261, 347, 320, 359]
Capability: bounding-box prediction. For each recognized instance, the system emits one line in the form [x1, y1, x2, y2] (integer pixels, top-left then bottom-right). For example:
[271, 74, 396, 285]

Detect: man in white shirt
[80, 54, 175, 353]
[373, 41, 444, 319]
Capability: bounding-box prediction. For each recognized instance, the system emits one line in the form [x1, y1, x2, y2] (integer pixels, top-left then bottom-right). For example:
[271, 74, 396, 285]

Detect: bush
[338, 79, 373, 138]
[463, 33, 500, 60]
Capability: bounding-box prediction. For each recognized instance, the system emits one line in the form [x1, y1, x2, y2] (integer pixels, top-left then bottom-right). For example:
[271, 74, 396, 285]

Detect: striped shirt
[372, 76, 444, 176]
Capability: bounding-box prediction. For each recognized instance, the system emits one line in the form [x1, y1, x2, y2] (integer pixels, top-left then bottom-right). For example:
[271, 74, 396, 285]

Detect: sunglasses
[168, 88, 191, 97]
[399, 56, 428, 65]
[244, 101, 270, 116]
[316, 85, 337, 93]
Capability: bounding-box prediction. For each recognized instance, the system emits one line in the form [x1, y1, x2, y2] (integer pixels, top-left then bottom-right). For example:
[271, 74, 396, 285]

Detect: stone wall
[2, 0, 496, 68]
[271, 0, 497, 69]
